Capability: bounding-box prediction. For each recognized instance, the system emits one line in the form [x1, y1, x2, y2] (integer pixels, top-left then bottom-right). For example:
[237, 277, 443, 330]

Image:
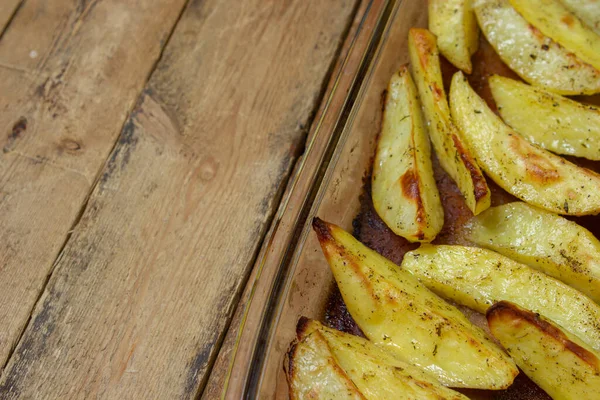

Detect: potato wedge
[487, 301, 600, 399]
[560, 0, 600, 35]
[294, 319, 469, 400]
[312, 218, 518, 389]
[372, 66, 443, 242]
[401, 244, 600, 352]
[408, 29, 491, 215]
[429, 0, 479, 73]
[509, 0, 600, 71]
[286, 330, 365, 399]
[490, 75, 600, 160]
[469, 201, 600, 303]
[474, 0, 600, 95]
[450, 71, 600, 215]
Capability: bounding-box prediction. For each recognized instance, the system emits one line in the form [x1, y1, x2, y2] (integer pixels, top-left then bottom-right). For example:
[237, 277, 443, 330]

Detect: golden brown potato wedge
[293, 319, 469, 400]
[408, 28, 491, 215]
[429, 0, 479, 73]
[371, 66, 443, 242]
[487, 301, 600, 400]
[286, 329, 365, 400]
[560, 0, 600, 35]
[450, 71, 600, 215]
[469, 201, 600, 304]
[474, 0, 600, 95]
[312, 218, 518, 389]
[401, 244, 600, 352]
[509, 0, 600, 70]
[490, 75, 600, 160]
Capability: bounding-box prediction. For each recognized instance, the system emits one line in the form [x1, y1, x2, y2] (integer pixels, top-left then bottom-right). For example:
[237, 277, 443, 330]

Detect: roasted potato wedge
[450, 71, 600, 215]
[560, 0, 600, 35]
[286, 329, 365, 400]
[408, 28, 491, 215]
[490, 75, 600, 160]
[372, 66, 443, 242]
[312, 218, 518, 389]
[509, 0, 600, 71]
[401, 245, 600, 352]
[293, 319, 469, 400]
[469, 201, 600, 303]
[474, 0, 600, 95]
[429, 0, 479, 73]
[487, 301, 600, 400]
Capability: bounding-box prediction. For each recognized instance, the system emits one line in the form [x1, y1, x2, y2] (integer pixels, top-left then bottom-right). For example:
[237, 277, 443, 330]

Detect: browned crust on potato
[284, 340, 299, 400]
[508, 135, 561, 184]
[296, 316, 312, 339]
[487, 301, 600, 372]
[410, 28, 437, 70]
[313, 219, 379, 299]
[399, 168, 426, 240]
[313, 217, 334, 243]
[451, 134, 489, 202]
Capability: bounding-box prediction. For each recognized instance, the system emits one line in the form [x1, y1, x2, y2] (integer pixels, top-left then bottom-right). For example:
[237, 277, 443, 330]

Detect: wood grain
[0, 0, 21, 34]
[202, 0, 385, 397]
[0, 0, 357, 398]
[0, 0, 188, 371]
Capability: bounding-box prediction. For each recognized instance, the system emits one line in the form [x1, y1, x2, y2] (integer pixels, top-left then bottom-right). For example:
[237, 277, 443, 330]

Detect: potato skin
[312, 218, 518, 389]
[450, 70, 600, 216]
[408, 28, 490, 215]
[474, 0, 600, 95]
[470, 201, 600, 304]
[490, 75, 600, 160]
[487, 301, 600, 400]
[371, 66, 443, 242]
[429, 0, 479, 73]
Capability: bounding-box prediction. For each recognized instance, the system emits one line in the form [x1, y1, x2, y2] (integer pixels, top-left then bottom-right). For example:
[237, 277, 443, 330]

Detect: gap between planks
[0, 0, 23, 42]
[0, 0, 191, 377]
[192, 2, 363, 397]
[0, 2, 356, 395]
[0, 0, 193, 374]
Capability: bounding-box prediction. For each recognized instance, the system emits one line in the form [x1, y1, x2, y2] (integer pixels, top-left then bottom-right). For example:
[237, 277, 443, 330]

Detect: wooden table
[0, 0, 366, 398]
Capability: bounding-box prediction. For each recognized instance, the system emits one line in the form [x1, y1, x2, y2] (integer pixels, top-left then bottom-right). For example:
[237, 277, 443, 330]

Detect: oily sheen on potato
[474, 0, 600, 95]
[450, 71, 600, 215]
[470, 201, 600, 304]
[401, 245, 600, 352]
[408, 28, 490, 215]
[371, 66, 443, 242]
[509, 0, 600, 71]
[429, 0, 479, 73]
[288, 319, 469, 400]
[487, 301, 600, 400]
[312, 218, 518, 389]
[490, 75, 600, 160]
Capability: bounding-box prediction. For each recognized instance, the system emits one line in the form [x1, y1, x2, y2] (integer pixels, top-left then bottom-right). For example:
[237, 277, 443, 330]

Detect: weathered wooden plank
[0, 0, 188, 369]
[0, 0, 21, 34]
[202, 1, 386, 397]
[0, 0, 357, 398]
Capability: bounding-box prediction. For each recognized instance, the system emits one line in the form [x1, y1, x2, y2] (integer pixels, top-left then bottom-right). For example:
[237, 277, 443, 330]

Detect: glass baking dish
[218, 0, 473, 398]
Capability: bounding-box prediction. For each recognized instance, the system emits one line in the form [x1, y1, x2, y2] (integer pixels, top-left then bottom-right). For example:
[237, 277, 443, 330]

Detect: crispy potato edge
[487, 301, 600, 372]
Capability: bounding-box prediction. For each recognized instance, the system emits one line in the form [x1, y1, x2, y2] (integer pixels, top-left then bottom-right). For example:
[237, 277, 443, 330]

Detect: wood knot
[4, 117, 27, 152]
[61, 138, 82, 152]
[9, 117, 27, 140]
[199, 157, 218, 181]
